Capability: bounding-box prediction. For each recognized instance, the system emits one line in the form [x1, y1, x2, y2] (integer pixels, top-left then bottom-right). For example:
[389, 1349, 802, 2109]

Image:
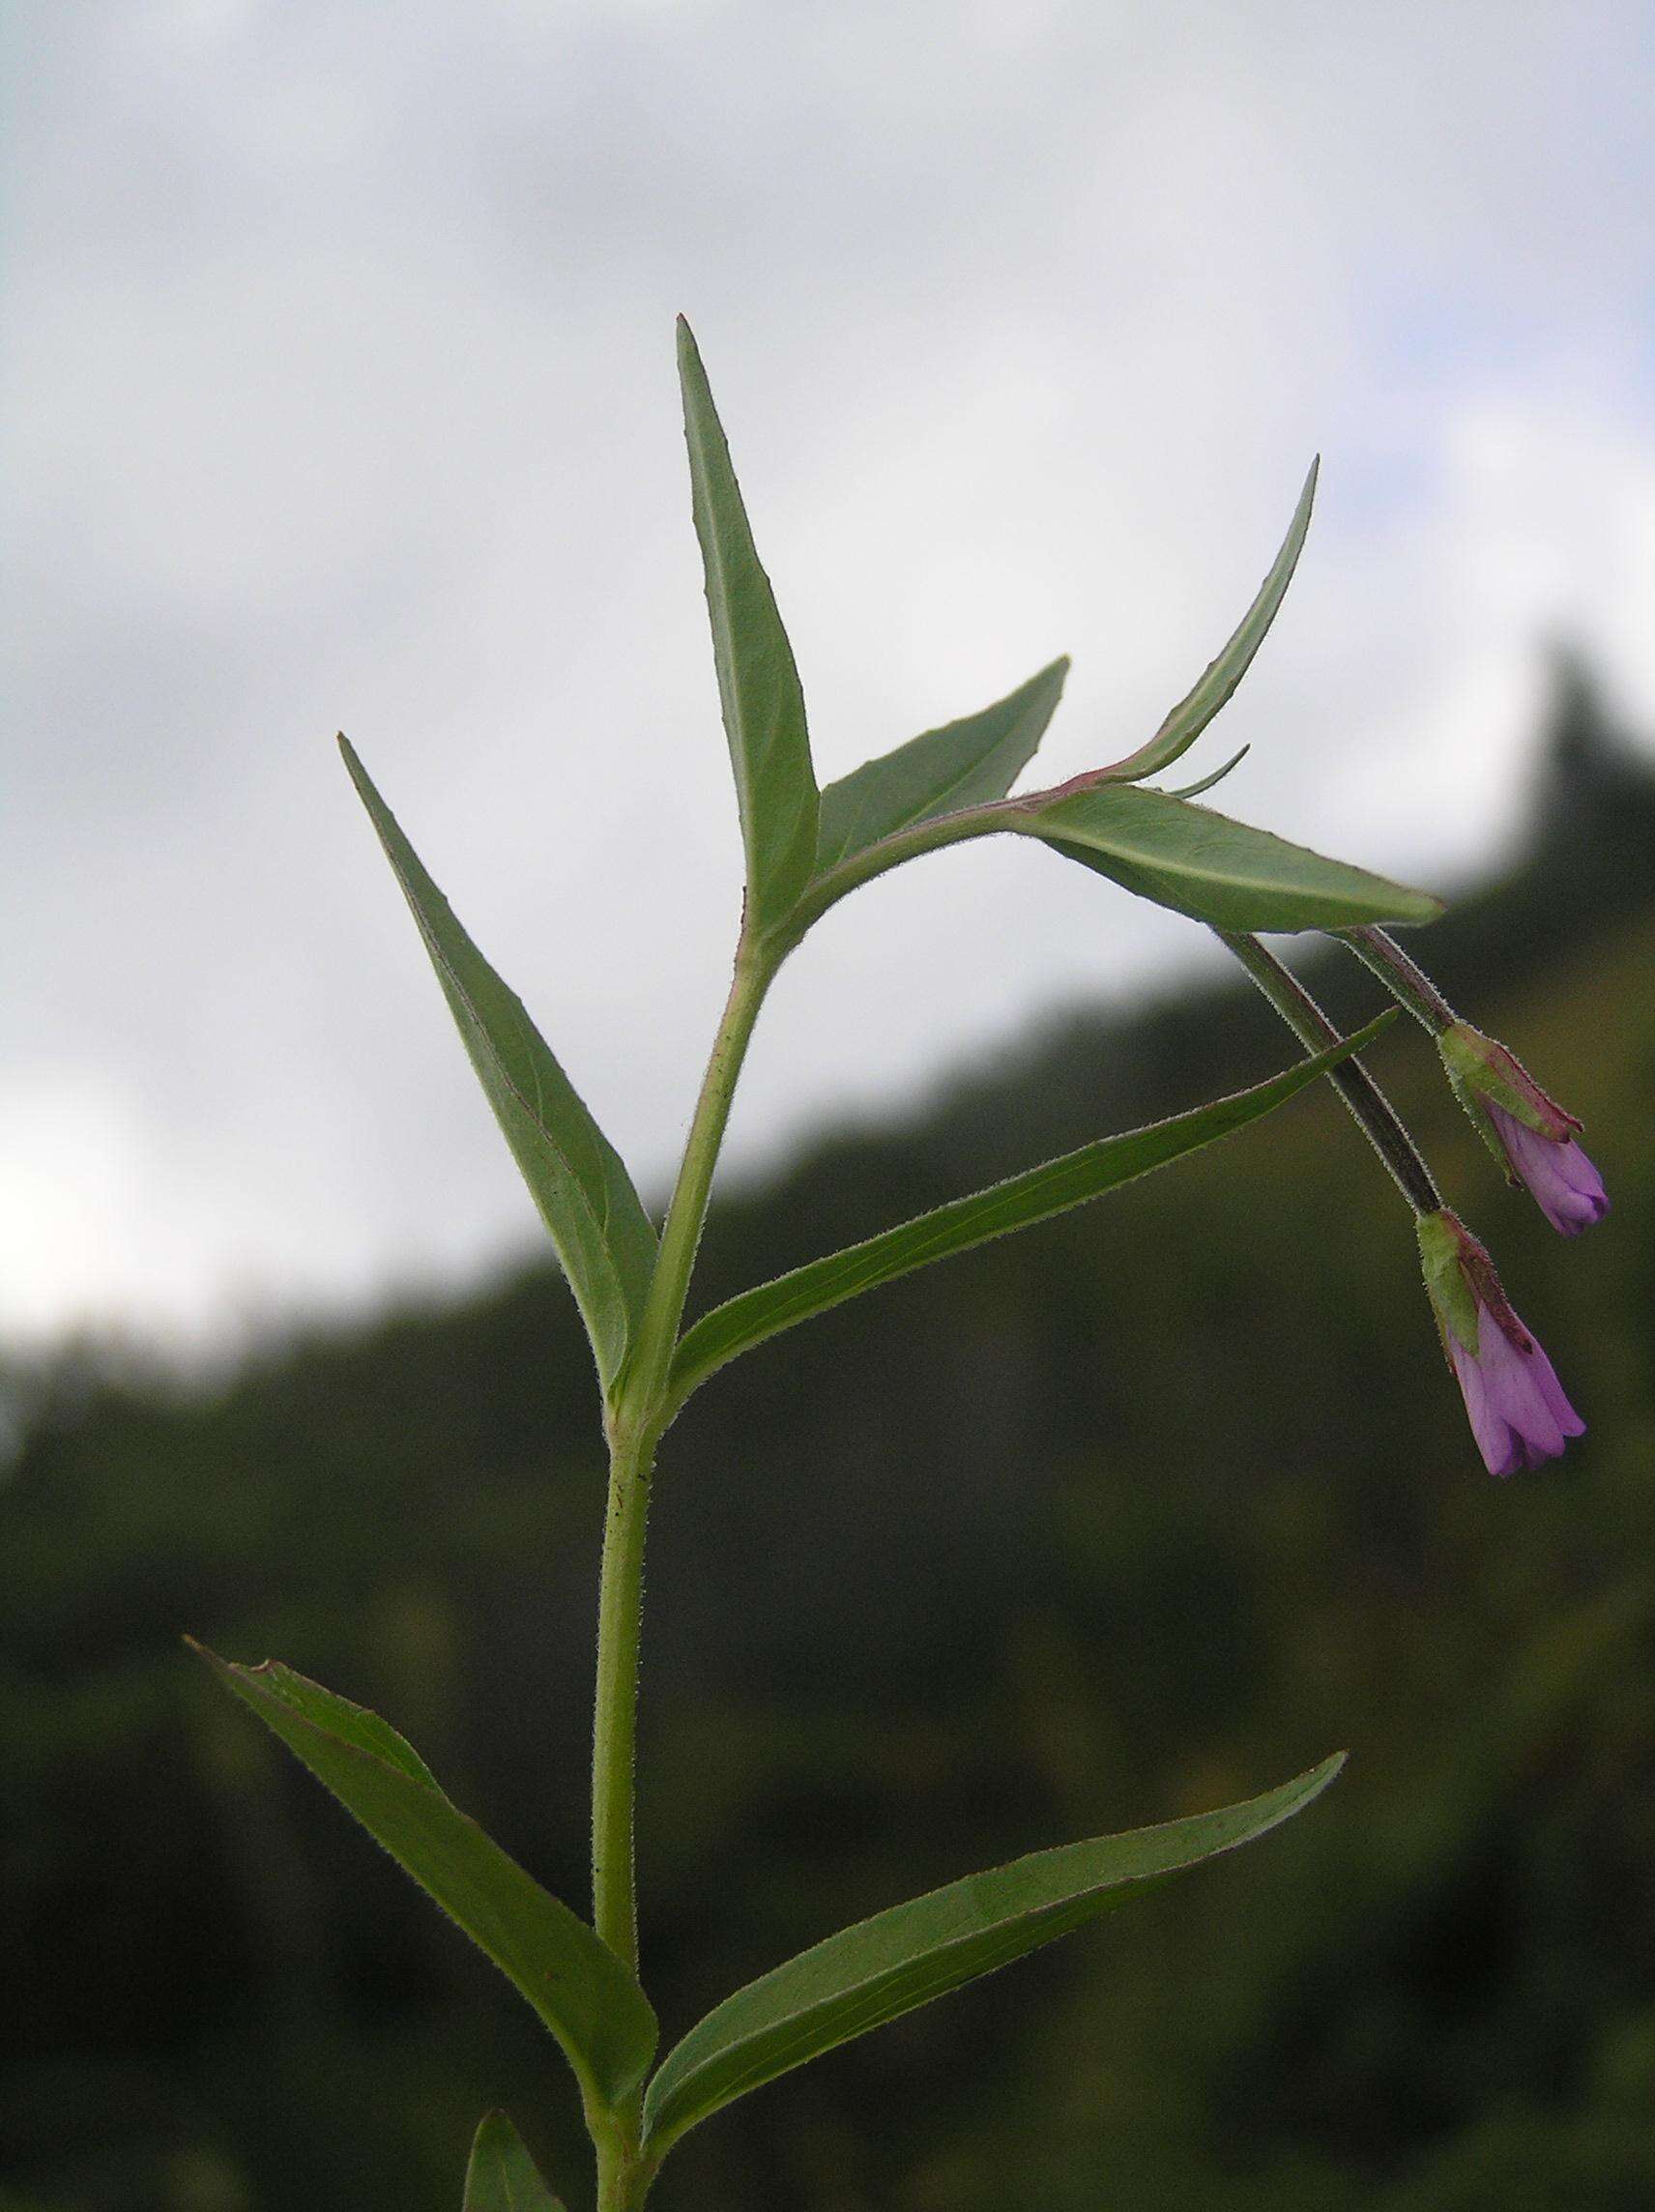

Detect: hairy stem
[1217, 929, 1441, 1215]
[589, 1419, 656, 1984]
[594, 2123, 657, 2212]
[590, 937, 777, 1980]
[1337, 923, 1459, 1033]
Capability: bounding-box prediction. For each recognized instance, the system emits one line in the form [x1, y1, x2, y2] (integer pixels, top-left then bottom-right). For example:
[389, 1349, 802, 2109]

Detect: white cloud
[5, 0, 1652, 1343]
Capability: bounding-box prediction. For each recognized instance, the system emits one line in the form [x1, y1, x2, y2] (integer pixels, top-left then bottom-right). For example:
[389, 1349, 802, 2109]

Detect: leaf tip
[1393, 887, 1448, 926]
[183, 1635, 240, 1688]
[1038, 655, 1074, 708]
[336, 733, 371, 792]
[1288, 460, 1319, 547]
[186, 1639, 289, 1697]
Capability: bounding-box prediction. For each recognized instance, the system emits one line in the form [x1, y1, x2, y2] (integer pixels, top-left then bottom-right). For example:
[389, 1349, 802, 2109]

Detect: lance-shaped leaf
[1103, 459, 1319, 784]
[815, 657, 1069, 872]
[641, 1753, 1344, 2155]
[340, 739, 656, 1390]
[1023, 783, 1441, 933]
[678, 318, 819, 927]
[464, 2112, 567, 2212]
[668, 1012, 1394, 1405]
[193, 1647, 657, 2111]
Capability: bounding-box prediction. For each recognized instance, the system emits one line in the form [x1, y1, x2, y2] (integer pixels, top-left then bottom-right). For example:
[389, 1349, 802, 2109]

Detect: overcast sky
[6, 0, 1653, 1348]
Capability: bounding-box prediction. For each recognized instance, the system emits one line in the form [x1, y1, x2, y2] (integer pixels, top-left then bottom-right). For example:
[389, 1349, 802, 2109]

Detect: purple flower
[1442, 1296, 1585, 1475]
[1437, 1022, 1608, 1237]
[1484, 1102, 1609, 1237]
[1417, 1209, 1585, 1476]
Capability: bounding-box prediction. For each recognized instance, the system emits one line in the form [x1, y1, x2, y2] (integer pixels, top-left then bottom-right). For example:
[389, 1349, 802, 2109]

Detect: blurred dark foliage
[4, 657, 1653, 2212]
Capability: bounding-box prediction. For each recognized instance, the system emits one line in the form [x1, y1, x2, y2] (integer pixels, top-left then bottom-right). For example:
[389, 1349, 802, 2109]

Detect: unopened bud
[1437, 1024, 1608, 1237]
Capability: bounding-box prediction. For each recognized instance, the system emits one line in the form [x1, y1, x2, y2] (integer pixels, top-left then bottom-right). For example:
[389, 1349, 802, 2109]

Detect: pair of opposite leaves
[198, 1645, 1347, 2164]
[202, 323, 1433, 2173]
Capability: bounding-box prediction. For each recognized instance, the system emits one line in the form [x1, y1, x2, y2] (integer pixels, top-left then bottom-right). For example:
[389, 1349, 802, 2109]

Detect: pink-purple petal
[1479, 1322, 1566, 1459]
[1447, 1329, 1522, 1476]
[1488, 1105, 1609, 1236]
[1527, 1336, 1586, 1439]
[1445, 1300, 1582, 1476]
[1419, 1209, 1586, 1476]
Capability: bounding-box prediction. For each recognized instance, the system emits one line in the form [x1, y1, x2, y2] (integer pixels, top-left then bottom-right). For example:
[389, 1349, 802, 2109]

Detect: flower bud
[1416, 1209, 1584, 1476]
[1437, 1023, 1608, 1236]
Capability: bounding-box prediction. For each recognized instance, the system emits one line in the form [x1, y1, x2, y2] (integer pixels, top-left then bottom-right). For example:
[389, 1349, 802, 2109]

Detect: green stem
[1336, 924, 1459, 1034]
[768, 776, 1123, 946]
[594, 2124, 657, 2212]
[1217, 929, 1441, 1216]
[785, 800, 1013, 936]
[632, 940, 777, 1410]
[589, 1421, 655, 1984]
[590, 936, 778, 1979]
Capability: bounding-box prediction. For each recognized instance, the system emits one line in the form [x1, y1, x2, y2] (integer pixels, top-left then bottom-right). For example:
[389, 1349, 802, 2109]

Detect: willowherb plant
[193, 322, 1604, 2209]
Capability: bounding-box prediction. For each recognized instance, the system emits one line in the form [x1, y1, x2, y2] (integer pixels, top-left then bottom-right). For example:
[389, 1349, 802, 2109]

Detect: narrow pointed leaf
[1165, 742, 1250, 800]
[464, 2112, 567, 2212]
[193, 1646, 657, 2110]
[816, 657, 1069, 872]
[1106, 460, 1318, 783]
[642, 1754, 1344, 2154]
[668, 1012, 1394, 1404]
[1025, 783, 1442, 933]
[340, 738, 656, 1389]
[678, 318, 819, 925]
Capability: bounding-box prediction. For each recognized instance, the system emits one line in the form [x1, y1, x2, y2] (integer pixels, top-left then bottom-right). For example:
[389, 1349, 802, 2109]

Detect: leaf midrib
[645, 1885, 1136, 2144]
[388, 841, 642, 1308]
[1038, 799, 1422, 908]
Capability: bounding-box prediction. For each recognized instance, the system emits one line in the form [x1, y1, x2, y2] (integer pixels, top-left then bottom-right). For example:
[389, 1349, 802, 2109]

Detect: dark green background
[5, 663, 1652, 2211]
